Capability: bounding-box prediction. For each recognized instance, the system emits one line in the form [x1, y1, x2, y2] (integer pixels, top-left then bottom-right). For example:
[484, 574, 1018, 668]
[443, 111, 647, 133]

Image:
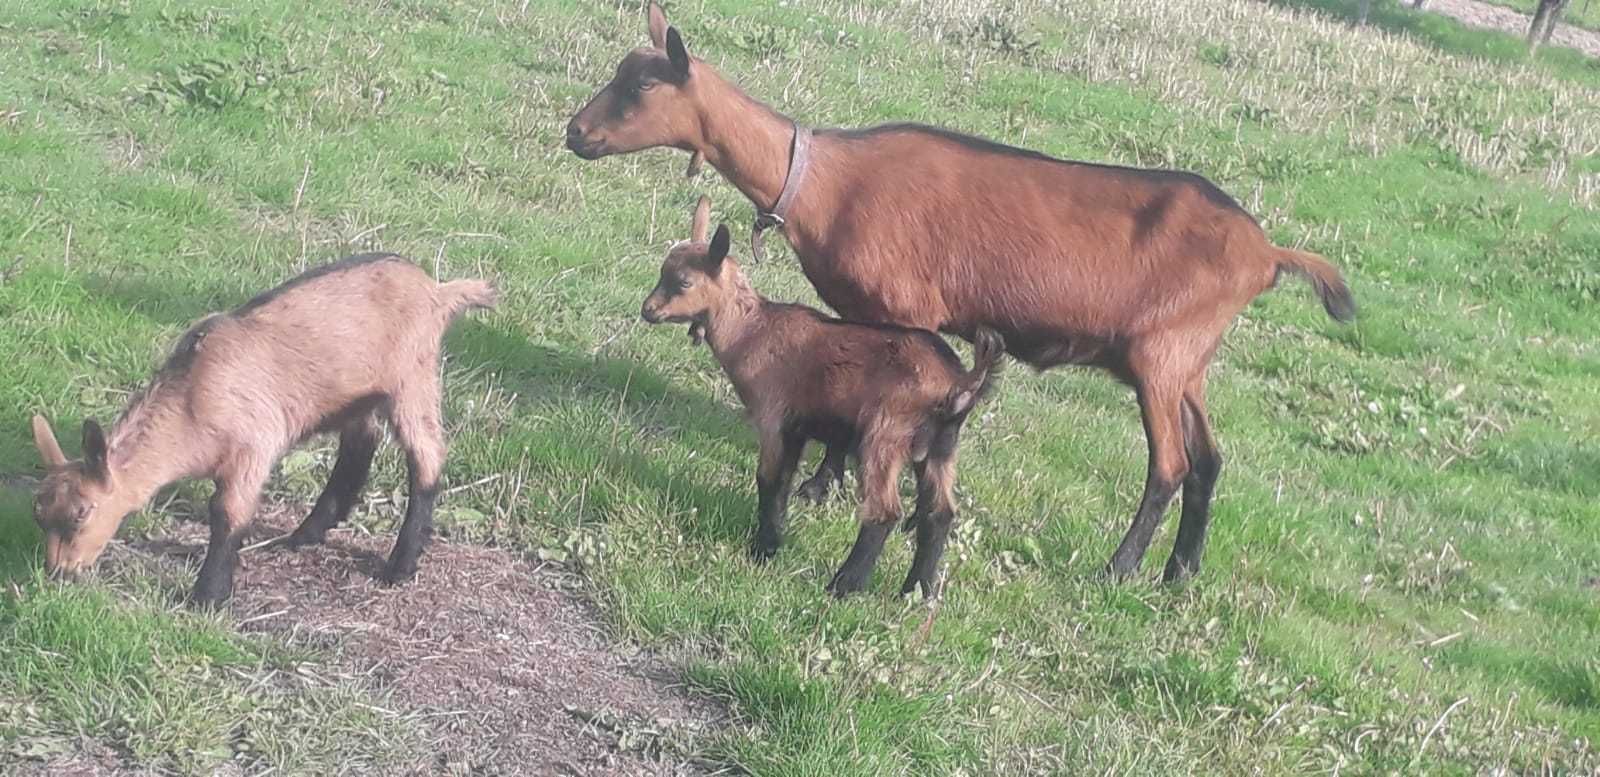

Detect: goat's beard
[688, 320, 706, 346]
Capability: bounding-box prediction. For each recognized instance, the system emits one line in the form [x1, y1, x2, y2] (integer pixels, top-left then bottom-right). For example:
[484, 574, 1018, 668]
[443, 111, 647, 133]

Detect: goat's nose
[640, 302, 659, 323]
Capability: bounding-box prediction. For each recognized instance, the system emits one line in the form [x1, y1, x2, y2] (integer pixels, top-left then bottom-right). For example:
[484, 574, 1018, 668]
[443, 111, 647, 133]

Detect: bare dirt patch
[14, 507, 734, 776]
[1423, 0, 1600, 57]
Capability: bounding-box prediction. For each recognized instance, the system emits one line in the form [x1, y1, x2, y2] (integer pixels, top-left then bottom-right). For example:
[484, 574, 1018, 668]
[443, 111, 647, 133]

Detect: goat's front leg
[795, 443, 846, 503]
[192, 466, 269, 608]
[752, 430, 805, 560]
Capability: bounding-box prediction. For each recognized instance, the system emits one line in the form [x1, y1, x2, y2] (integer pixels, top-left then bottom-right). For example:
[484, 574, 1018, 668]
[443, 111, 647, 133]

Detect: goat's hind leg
[1104, 353, 1190, 580]
[827, 437, 905, 597]
[384, 390, 446, 585]
[1163, 377, 1222, 583]
[901, 451, 959, 599]
[288, 414, 381, 548]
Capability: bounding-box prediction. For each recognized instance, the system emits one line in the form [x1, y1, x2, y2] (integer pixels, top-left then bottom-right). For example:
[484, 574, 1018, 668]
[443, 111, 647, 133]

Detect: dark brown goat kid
[29, 255, 495, 606]
[642, 198, 1003, 597]
[569, 4, 1356, 582]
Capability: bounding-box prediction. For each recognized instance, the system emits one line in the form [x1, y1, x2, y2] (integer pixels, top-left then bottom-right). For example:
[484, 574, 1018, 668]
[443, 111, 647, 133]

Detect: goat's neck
[105, 388, 211, 514]
[696, 72, 800, 214]
[703, 279, 767, 368]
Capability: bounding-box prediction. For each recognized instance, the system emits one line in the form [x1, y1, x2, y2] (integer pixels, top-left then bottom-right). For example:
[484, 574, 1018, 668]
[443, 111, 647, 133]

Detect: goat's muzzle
[640, 301, 663, 323]
[565, 121, 605, 160]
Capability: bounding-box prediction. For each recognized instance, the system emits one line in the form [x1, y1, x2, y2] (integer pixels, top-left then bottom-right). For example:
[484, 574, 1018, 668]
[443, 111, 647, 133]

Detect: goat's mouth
[565, 134, 609, 160]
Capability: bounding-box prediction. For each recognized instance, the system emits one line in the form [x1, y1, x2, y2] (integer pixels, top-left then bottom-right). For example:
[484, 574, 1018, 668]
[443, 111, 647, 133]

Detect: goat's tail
[1275, 248, 1356, 324]
[437, 277, 499, 320]
[940, 327, 1005, 421]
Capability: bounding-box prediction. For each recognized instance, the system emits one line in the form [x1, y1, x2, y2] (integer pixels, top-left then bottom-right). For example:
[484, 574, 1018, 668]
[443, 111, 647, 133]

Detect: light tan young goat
[30, 254, 495, 606]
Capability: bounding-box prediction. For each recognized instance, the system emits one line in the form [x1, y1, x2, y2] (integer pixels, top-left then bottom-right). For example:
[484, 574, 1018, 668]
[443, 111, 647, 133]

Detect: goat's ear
[707, 224, 731, 269]
[647, 2, 669, 49]
[81, 420, 110, 482]
[691, 196, 712, 242]
[32, 414, 67, 468]
[665, 27, 690, 80]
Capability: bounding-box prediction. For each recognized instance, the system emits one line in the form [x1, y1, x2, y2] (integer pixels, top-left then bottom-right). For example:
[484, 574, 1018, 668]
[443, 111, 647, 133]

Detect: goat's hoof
[380, 561, 420, 586]
[795, 478, 831, 504]
[187, 587, 231, 610]
[825, 571, 869, 598]
[899, 575, 938, 599]
[1161, 559, 1199, 584]
[1099, 561, 1140, 583]
[750, 540, 780, 563]
[284, 529, 324, 549]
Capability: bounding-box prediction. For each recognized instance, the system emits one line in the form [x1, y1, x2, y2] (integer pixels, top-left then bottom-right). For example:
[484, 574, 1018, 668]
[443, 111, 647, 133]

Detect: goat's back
[796, 125, 1284, 353]
[177, 255, 466, 445]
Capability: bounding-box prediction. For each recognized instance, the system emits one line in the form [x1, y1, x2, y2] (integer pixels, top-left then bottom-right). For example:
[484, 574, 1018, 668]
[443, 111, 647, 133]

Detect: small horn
[32, 414, 67, 468]
[685, 150, 705, 179]
[691, 196, 712, 243]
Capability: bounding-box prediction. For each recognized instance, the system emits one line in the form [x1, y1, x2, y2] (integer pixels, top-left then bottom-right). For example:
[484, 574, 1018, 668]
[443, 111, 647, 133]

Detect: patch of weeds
[737, 24, 799, 61]
[949, 16, 1042, 61]
[1228, 102, 1276, 126]
[136, 52, 304, 113]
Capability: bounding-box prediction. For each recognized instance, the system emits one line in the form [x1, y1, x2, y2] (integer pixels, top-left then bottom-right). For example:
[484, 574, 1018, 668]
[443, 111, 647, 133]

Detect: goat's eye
[637, 80, 657, 92]
[676, 277, 693, 291]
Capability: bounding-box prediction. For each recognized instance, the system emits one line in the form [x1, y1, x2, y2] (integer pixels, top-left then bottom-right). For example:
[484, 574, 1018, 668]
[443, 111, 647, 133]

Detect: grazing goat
[640, 197, 1002, 597]
[29, 254, 495, 606]
[567, 4, 1356, 582]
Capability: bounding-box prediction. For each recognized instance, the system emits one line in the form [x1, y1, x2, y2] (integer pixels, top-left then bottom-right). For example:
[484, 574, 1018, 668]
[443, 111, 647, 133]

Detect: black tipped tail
[942, 327, 1005, 420]
[1276, 248, 1356, 323]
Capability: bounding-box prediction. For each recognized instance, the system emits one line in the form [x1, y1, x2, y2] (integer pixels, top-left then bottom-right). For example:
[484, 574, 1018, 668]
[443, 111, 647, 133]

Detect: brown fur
[569, 4, 1356, 582]
[30, 254, 496, 606]
[641, 198, 1002, 598]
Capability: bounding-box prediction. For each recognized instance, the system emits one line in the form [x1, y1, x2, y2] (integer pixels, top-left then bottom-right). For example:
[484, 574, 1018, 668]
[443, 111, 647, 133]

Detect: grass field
[1481, 0, 1600, 32]
[2, 0, 1598, 773]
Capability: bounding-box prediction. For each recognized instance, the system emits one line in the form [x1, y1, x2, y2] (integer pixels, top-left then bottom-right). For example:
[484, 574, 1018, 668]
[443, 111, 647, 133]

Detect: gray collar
[750, 123, 812, 262]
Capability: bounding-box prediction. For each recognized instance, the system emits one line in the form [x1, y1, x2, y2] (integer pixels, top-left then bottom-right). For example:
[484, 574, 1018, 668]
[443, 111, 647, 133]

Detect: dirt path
[1423, 0, 1600, 58]
[15, 508, 733, 776]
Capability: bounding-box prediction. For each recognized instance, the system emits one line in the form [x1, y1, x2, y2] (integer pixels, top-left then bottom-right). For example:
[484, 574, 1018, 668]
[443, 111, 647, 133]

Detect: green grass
[1, 0, 1598, 773]
[1275, 0, 1600, 85]
[1481, 0, 1600, 32]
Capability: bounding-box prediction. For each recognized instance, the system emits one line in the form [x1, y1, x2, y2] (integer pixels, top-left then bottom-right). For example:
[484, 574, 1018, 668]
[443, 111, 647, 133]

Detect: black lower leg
[290, 427, 379, 547]
[753, 435, 804, 560]
[1105, 476, 1182, 580]
[753, 474, 791, 561]
[1164, 409, 1222, 582]
[900, 507, 954, 598]
[383, 466, 438, 585]
[191, 497, 241, 607]
[827, 521, 894, 597]
[796, 444, 846, 503]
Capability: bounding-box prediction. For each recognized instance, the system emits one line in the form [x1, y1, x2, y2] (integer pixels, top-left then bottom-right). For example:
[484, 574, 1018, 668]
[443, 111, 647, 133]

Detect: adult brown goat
[567, 4, 1355, 582]
[29, 254, 495, 606]
[641, 197, 1003, 597]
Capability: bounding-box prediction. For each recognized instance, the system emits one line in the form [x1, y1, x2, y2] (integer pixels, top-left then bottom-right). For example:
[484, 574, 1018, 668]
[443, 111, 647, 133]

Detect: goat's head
[29, 415, 124, 577]
[566, 2, 706, 175]
[642, 197, 737, 346]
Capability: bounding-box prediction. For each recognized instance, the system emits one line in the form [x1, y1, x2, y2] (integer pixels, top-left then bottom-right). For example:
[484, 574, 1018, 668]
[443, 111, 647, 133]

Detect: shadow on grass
[1270, 0, 1600, 85]
[448, 321, 761, 547]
